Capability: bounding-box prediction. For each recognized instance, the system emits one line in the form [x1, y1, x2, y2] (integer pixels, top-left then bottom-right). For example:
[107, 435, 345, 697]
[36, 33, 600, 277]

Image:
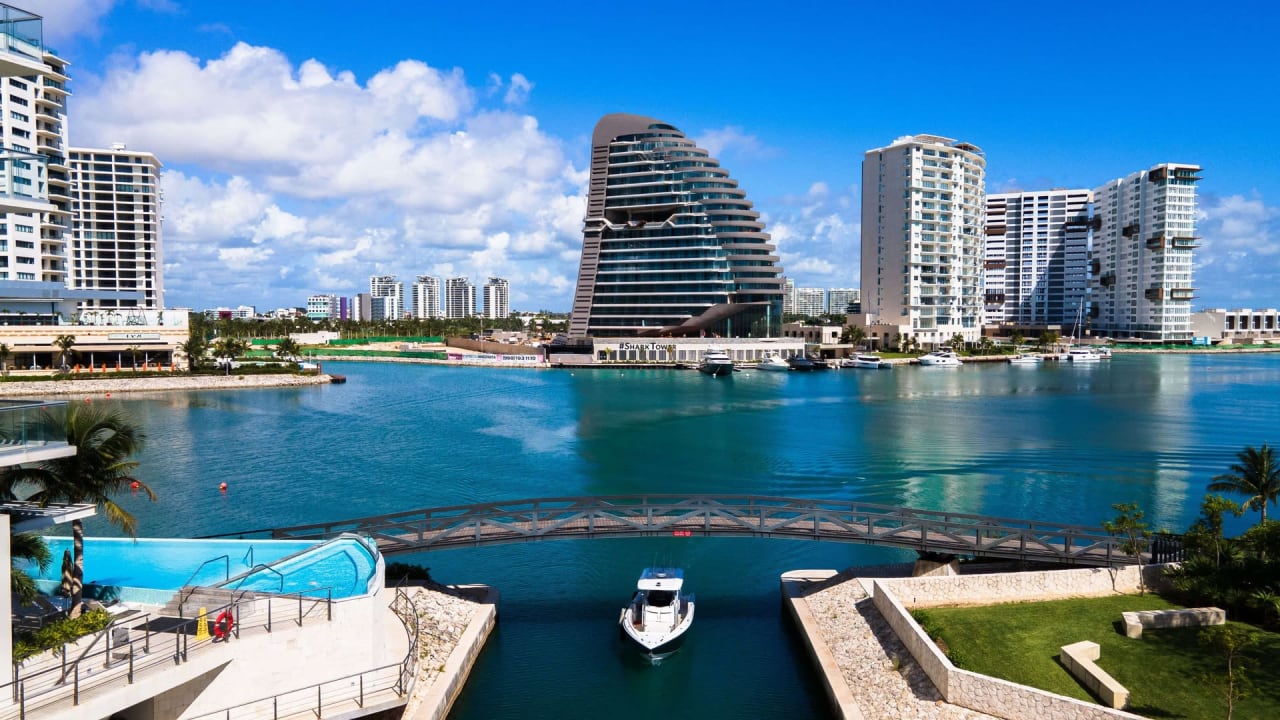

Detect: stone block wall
[879, 563, 1168, 609]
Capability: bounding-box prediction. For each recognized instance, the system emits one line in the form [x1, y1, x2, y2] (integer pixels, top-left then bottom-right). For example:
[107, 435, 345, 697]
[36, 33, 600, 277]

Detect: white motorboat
[842, 353, 890, 369]
[697, 349, 734, 376]
[1007, 354, 1044, 365]
[918, 351, 962, 367]
[619, 567, 694, 658]
[756, 351, 791, 372]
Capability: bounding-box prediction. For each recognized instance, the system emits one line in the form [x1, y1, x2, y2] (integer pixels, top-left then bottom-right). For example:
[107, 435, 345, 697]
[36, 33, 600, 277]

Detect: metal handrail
[177, 554, 231, 613]
[182, 661, 407, 720]
[391, 579, 421, 696]
[230, 563, 285, 593]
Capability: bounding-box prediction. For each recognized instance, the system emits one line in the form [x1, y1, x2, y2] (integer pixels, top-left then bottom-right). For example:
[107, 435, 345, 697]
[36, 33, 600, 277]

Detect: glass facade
[570, 115, 783, 338]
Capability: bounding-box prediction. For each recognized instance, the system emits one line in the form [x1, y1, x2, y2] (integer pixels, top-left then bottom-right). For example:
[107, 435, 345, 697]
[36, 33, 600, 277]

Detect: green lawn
[913, 595, 1280, 719]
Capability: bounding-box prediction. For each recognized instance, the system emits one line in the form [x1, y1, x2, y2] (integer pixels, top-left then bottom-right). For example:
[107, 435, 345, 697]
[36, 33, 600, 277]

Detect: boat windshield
[647, 590, 676, 607]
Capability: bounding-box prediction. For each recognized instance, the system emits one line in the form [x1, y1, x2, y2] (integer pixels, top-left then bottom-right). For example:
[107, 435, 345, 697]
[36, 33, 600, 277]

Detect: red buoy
[219, 482, 228, 492]
[130, 480, 140, 490]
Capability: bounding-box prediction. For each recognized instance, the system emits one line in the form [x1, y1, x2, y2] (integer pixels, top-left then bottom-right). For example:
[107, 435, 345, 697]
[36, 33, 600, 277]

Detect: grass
[913, 595, 1280, 719]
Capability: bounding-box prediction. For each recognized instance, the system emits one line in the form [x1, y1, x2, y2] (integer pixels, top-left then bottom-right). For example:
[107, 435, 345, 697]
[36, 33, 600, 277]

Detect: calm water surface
[63, 354, 1280, 719]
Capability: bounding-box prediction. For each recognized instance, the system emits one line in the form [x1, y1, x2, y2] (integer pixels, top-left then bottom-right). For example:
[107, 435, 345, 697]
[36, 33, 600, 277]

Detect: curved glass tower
[568, 114, 783, 338]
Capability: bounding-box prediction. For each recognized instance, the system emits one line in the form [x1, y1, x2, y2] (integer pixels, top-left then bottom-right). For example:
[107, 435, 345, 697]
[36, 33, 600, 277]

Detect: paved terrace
[218, 495, 1182, 567]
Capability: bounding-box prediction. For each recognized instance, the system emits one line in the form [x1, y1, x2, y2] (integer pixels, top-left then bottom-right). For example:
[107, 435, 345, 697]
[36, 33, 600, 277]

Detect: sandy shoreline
[0, 372, 334, 397]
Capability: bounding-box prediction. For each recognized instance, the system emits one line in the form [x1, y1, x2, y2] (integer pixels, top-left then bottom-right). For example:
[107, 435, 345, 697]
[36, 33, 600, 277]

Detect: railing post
[359, 675, 364, 707]
[298, 594, 303, 627]
[128, 643, 134, 683]
[317, 685, 322, 717]
[327, 590, 332, 622]
[18, 682, 24, 720]
[11, 662, 17, 702]
[274, 696, 278, 719]
[104, 623, 112, 669]
[144, 618, 151, 653]
[73, 666, 79, 705]
[268, 597, 273, 632]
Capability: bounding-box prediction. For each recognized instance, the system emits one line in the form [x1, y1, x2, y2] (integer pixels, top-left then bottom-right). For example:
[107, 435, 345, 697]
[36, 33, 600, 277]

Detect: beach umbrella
[59, 549, 73, 598]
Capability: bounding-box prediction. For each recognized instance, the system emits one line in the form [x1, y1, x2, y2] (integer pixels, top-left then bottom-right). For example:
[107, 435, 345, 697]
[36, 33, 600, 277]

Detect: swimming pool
[26, 534, 383, 604]
[220, 535, 380, 599]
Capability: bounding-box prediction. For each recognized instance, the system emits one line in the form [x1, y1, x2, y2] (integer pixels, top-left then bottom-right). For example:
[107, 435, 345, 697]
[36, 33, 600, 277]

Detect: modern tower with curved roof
[568, 114, 784, 338]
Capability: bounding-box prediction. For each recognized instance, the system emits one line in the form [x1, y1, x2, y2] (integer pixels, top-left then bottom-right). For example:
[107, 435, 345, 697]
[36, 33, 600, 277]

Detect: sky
[26, 0, 1280, 312]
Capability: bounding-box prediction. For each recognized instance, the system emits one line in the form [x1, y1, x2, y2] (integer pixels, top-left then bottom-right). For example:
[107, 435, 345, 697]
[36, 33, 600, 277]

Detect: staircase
[161, 586, 257, 617]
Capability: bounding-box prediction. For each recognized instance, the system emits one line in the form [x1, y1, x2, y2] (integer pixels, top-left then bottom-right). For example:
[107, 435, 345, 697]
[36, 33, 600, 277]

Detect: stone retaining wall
[779, 571, 866, 720]
[870, 569, 1163, 720]
[404, 585, 499, 720]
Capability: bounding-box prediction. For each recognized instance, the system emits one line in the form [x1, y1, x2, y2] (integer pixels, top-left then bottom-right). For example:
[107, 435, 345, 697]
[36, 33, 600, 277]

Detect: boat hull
[619, 598, 695, 658]
[698, 363, 734, 376]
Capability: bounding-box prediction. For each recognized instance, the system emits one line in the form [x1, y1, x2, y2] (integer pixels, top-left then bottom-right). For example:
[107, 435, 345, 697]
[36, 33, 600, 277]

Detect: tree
[1103, 502, 1152, 595]
[0, 404, 152, 617]
[0, 342, 10, 376]
[1010, 330, 1025, 349]
[10, 531, 51, 606]
[1209, 444, 1280, 526]
[1198, 624, 1256, 720]
[949, 333, 965, 352]
[1185, 494, 1244, 567]
[842, 325, 866, 348]
[176, 337, 208, 373]
[125, 345, 143, 371]
[1038, 330, 1060, 351]
[275, 337, 301, 361]
[53, 334, 76, 372]
[213, 338, 248, 375]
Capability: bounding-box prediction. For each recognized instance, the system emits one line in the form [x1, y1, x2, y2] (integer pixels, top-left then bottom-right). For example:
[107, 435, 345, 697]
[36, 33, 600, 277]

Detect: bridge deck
[224, 495, 1180, 568]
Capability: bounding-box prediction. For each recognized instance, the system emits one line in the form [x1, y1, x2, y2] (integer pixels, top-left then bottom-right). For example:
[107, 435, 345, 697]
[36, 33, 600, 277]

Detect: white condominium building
[782, 278, 795, 315]
[795, 287, 824, 317]
[412, 275, 442, 319]
[1090, 163, 1200, 341]
[368, 274, 403, 319]
[482, 276, 509, 319]
[861, 134, 986, 347]
[445, 276, 475, 319]
[828, 288, 860, 314]
[983, 189, 1090, 332]
[69, 144, 164, 310]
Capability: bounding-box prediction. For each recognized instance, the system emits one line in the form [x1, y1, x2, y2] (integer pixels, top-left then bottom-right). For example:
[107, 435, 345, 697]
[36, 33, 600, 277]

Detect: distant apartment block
[483, 276, 509, 319]
[828, 288, 860, 314]
[1090, 163, 1201, 341]
[861, 134, 986, 348]
[354, 293, 371, 322]
[368, 274, 403, 319]
[568, 113, 784, 338]
[983, 189, 1090, 333]
[411, 275, 442, 319]
[794, 287, 825, 317]
[69, 144, 164, 311]
[306, 293, 349, 321]
[782, 278, 796, 315]
[445, 276, 475, 318]
[1192, 308, 1279, 343]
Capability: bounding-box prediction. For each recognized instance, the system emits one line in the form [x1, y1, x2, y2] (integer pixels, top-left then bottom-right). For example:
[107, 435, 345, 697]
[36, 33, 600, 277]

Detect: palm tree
[213, 338, 248, 374]
[1209, 444, 1280, 525]
[0, 404, 151, 616]
[176, 337, 208, 372]
[10, 531, 51, 606]
[275, 337, 301, 361]
[53, 334, 76, 371]
[0, 342, 10, 376]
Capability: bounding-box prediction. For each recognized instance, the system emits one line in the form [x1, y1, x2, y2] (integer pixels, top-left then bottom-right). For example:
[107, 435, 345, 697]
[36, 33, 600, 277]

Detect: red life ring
[213, 610, 234, 640]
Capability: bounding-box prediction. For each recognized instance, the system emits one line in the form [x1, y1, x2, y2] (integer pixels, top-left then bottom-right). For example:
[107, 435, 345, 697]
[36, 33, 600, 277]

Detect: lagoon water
[68, 354, 1280, 718]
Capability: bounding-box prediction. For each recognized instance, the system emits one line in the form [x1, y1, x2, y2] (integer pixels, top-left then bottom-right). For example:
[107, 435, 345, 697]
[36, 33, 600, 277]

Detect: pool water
[221, 536, 379, 599]
[27, 535, 382, 603]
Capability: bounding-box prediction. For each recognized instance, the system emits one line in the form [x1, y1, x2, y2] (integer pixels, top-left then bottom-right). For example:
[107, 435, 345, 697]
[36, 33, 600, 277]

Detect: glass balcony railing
[0, 4, 41, 68]
[0, 399, 71, 461]
[0, 146, 50, 212]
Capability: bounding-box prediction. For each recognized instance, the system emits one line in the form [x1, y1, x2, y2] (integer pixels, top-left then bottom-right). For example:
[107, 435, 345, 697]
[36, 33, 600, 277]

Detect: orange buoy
[130, 480, 140, 491]
[219, 482, 228, 492]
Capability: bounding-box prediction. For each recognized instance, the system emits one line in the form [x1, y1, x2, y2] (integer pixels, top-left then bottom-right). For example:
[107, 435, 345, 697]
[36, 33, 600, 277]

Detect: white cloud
[697, 125, 770, 160]
[1193, 192, 1280, 307]
[24, 0, 118, 42]
[72, 44, 588, 310]
[764, 183, 860, 288]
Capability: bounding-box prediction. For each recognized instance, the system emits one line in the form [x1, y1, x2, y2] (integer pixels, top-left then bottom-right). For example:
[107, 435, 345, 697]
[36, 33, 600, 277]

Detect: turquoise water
[222, 536, 378, 599]
[56, 354, 1280, 718]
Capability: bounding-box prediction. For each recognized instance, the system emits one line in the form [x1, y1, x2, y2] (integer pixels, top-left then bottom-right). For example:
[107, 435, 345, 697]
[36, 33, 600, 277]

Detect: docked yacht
[1067, 347, 1102, 363]
[843, 353, 890, 369]
[786, 355, 816, 371]
[756, 352, 791, 371]
[619, 568, 694, 658]
[697, 349, 735, 376]
[918, 350, 962, 367]
[1007, 354, 1044, 365]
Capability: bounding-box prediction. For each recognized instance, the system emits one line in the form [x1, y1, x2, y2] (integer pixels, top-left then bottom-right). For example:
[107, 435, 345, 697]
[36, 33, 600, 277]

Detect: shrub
[13, 608, 112, 662]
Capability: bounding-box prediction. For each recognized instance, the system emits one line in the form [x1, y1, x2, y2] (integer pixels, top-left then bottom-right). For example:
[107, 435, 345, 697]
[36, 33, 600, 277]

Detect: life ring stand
[213, 610, 235, 641]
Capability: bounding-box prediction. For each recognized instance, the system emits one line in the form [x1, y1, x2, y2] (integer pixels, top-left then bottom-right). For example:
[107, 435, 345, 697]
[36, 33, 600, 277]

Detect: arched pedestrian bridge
[223, 495, 1182, 567]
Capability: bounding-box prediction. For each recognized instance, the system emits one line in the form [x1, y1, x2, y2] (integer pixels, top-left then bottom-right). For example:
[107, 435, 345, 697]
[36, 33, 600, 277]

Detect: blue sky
[29, 0, 1280, 312]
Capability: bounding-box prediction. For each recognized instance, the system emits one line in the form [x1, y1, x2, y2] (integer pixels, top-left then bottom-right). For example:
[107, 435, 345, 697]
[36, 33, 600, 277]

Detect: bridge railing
[215, 495, 1176, 568]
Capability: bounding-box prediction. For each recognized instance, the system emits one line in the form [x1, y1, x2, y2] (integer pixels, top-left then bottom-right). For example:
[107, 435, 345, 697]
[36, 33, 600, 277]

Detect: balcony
[1146, 235, 1166, 250]
[0, 399, 74, 467]
[1145, 287, 1164, 301]
[1099, 272, 1116, 287]
[0, 147, 53, 214]
[0, 4, 45, 78]
[1170, 287, 1196, 301]
[1122, 223, 1140, 238]
[1171, 236, 1200, 249]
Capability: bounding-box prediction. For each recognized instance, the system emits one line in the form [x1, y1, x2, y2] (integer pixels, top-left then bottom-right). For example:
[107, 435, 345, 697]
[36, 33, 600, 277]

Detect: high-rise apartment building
[782, 278, 796, 315]
[1090, 163, 1201, 341]
[861, 134, 986, 346]
[444, 276, 475, 319]
[368, 274, 402, 319]
[306, 293, 349, 321]
[69, 144, 164, 310]
[482, 276, 509, 319]
[411, 275, 442, 319]
[569, 114, 784, 338]
[983, 189, 1090, 332]
[795, 288, 825, 317]
[828, 288, 860, 314]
